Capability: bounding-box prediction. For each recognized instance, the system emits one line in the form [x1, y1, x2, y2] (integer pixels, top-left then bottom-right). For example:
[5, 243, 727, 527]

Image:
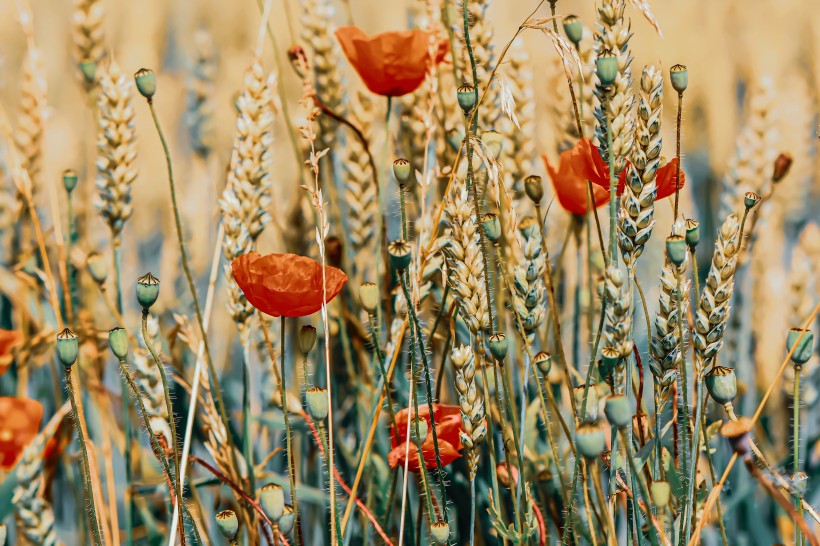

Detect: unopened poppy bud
[215, 509, 239, 539]
[457, 84, 477, 113]
[496, 462, 519, 488]
[563, 15, 583, 46]
[137, 272, 160, 310]
[410, 417, 428, 446]
[524, 174, 544, 204]
[259, 483, 285, 521]
[669, 64, 688, 94]
[360, 282, 379, 315]
[685, 219, 700, 247]
[705, 366, 737, 405]
[62, 169, 78, 194]
[134, 68, 157, 99]
[431, 521, 450, 545]
[388, 239, 413, 271]
[481, 213, 502, 244]
[488, 332, 508, 362]
[278, 505, 295, 534]
[744, 191, 760, 209]
[787, 327, 814, 366]
[650, 481, 671, 508]
[604, 394, 631, 428]
[772, 152, 793, 183]
[109, 327, 128, 360]
[79, 60, 96, 85]
[56, 328, 79, 368]
[596, 51, 618, 86]
[482, 130, 504, 158]
[298, 325, 317, 355]
[574, 385, 599, 423]
[393, 158, 412, 187]
[534, 351, 552, 375]
[665, 235, 687, 267]
[720, 417, 753, 458]
[518, 216, 538, 240]
[86, 251, 108, 285]
[574, 423, 606, 459]
[306, 387, 329, 421]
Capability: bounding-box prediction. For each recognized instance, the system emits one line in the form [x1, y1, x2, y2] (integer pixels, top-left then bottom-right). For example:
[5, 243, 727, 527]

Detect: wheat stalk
[343, 91, 377, 272]
[501, 39, 536, 204]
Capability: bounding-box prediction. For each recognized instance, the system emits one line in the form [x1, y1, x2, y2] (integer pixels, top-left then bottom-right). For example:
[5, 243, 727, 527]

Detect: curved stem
[673, 93, 682, 221]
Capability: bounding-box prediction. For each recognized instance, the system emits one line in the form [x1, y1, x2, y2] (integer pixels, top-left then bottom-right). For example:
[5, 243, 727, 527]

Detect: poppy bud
[574, 385, 599, 423]
[79, 60, 96, 85]
[744, 191, 760, 209]
[650, 481, 671, 508]
[720, 417, 753, 458]
[596, 51, 618, 87]
[215, 509, 239, 540]
[360, 282, 379, 315]
[665, 235, 687, 267]
[534, 351, 552, 375]
[574, 423, 606, 459]
[306, 387, 329, 421]
[457, 84, 477, 114]
[599, 346, 621, 382]
[259, 483, 285, 521]
[299, 325, 317, 355]
[791, 472, 808, 498]
[86, 251, 108, 285]
[481, 213, 502, 244]
[772, 152, 793, 183]
[388, 239, 413, 271]
[604, 394, 631, 428]
[488, 332, 508, 362]
[137, 272, 160, 310]
[518, 216, 539, 240]
[134, 68, 157, 100]
[393, 158, 412, 187]
[56, 328, 79, 368]
[109, 327, 128, 360]
[524, 174, 544, 204]
[496, 462, 519, 488]
[482, 130, 504, 158]
[685, 219, 699, 247]
[325, 236, 343, 268]
[669, 64, 688, 94]
[287, 45, 309, 75]
[410, 417, 428, 446]
[278, 505, 295, 534]
[431, 521, 450, 545]
[62, 169, 79, 194]
[705, 366, 737, 405]
[563, 15, 583, 46]
[787, 327, 814, 366]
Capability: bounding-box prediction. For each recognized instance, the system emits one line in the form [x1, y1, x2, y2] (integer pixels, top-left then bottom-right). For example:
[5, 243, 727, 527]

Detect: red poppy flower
[0, 329, 22, 377]
[543, 147, 610, 215]
[655, 158, 686, 200]
[231, 252, 348, 318]
[335, 26, 449, 97]
[388, 403, 465, 473]
[0, 397, 43, 471]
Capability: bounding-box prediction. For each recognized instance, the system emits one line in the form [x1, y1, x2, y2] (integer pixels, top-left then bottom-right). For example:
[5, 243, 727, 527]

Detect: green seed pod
[388, 239, 413, 271]
[562, 15, 583, 46]
[431, 521, 450, 545]
[56, 328, 79, 368]
[720, 417, 752, 458]
[488, 332, 509, 362]
[599, 346, 621, 383]
[518, 216, 539, 240]
[665, 235, 687, 267]
[298, 325, 317, 355]
[744, 191, 760, 209]
[482, 130, 504, 158]
[574, 423, 606, 459]
[481, 213, 502, 244]
[650, 481, 671, 509]
[786, 327, 814, 366]
[596, 51, 618, 86]
[524, 174, 544, 204]
[136, 272, 160, 310]
[86, 251, 108, 285]
[306, 387, 329, 421]
[259, 483, 285, 522]
[574, 385, 599, 424]
[393, 158, 412, 187]
[410, 417, 428, 447]
[134, 68, 157, 99]
[360, 282, 379, 315]
[705, 366, 737, 405]
[604, 394, 631, 428]
[215, 509, 239, 540]
[534, 351, 552, 376]
[108, 327, 128, 360]
[278, 505, 295, 535]
[685, 219, 700, 247]
[79, 60, 97, 85]
[62, 169, 79, 194]
[669, 64, 688, 94]
[457, 84, 477, 114]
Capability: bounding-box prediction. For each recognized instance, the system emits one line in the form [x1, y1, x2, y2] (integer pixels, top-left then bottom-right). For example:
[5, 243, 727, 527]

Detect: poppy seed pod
[393, 158, 412, 187]
[744, 191, 760, 209]
[298, 325, 317, 355]
[259, 483, 285, 521]
[481, 213, 502, 244]
[650, 481, 671, 509]
[86, 251, 108, 285]
[136, 272, 160, 310]
[574, 385, 599, 423]
[457, 84, 477, 114]
[278, 505, 295, 534]
[306, 387, 329, 421]
[488, 332, 509, 362]
[215, 509, 239, 539]
[665, 235, 687, 267]
[410, 417, 428, 447]
[79, 60, 96, 85]
[720, 417, 753, 458]
[134, 68, 157, 99]
[705, 366, 737, 405]
[518, 216, 539, 240]
[669, 64, 688, 94]
[62, 169, 78, 194]
[787, 327, 814, 366]
[482, 130, 504, 158]
[388, 239, 413, 271]
[431, 521, 450, 545]
[685, 219, 700, 247]
[534, 352, 552, 375]
[360, 282, 379, 315]
[108, 327, 128, 361]
[524, 174, 544, 204]
[574, 423, 606, 459]
[596, 51, 618, 86]
[604, 394, 631, 428]
[772, 152, 793, 183]
[563, 15, 583, 46]
[599, 346, 621, 382]
[56, 328, 79, 368]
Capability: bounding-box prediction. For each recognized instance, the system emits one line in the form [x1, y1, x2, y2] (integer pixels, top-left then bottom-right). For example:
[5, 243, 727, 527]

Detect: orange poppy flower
[0, 329, 22, 376]
[231, 252, 348, 318]
[335, 26, 449, 97]
[388, 403, 465, 473]
[655, 158, 686, 200]
[543, 146, 610, 215]
[0, 397, 43, 471]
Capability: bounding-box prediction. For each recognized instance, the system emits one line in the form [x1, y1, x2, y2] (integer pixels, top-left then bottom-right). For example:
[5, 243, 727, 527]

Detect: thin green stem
[604, 90, 617, 265]
[479, 353, 506, 546]
[242, 337, 255, 493]
[113, 243, 133, 546]
[674, 268, 691, 546]
[369, 314, 397, 435]
[279, 317, 300, 546]
[620, 429, 660, 546]
[794, 364, 803, 546]
[492, 359, 522, 533]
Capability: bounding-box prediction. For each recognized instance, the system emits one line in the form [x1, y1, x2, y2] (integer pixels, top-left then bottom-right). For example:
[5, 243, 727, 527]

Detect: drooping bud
[574, 423, 606, 459]
[596, 50, 618, 87]
[393, 158, 412, 187]
[481, 213, 502, 244]
[359, 282, 379, 315]
[136, 272, 160, 310]
[431, 521, 450, 545]
[787, 327, 814, 366]
[457, 84, 477, 114]
[705, 366, 737, 405]
[62, 169, 79, 194]
[604, 394, 631, 428]
[488, 332, 508, 362]
[524, 175, 544, 204]
[669, 64, 688, 94]
[56, 328, 79, 368]
[306, 387, 329, 421]
[134, 68, 157, 99]
[665, 235, 687, 267]
[599, 346, 621, 383]
[387, 239, 413, 271]
[215, 509, 239, 540]
[298, 325, 317, 355]
[259, 483, 285, 521]
[562, 15, 583, 46]
[109, 327, 128, 360]
[772, 152, 793, 183]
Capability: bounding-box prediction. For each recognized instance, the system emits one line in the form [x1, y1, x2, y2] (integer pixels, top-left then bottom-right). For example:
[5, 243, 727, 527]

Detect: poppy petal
[656, 159, 686, 200]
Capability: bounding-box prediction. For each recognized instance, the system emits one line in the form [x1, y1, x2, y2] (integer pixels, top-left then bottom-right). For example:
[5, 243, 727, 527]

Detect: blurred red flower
[388, 403, 465, 473]
[0, 329, 22, 377]
[231, 252, 348, 318]
[654, 158, 686, 200]
[543, 145, 610, 215]
[335, 26, 449, 97]
[0, 397, 43, 471]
